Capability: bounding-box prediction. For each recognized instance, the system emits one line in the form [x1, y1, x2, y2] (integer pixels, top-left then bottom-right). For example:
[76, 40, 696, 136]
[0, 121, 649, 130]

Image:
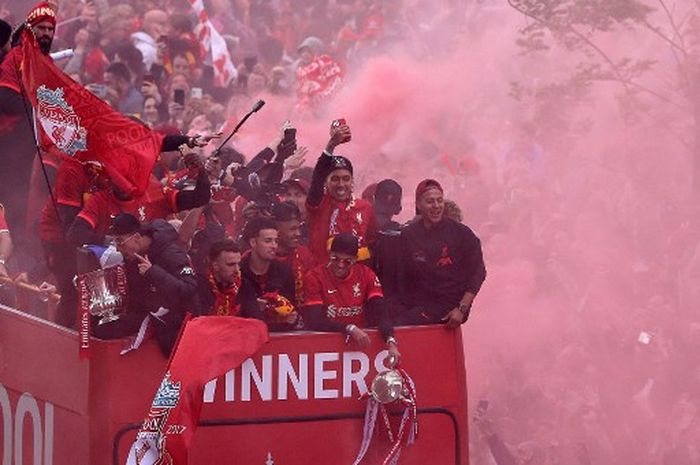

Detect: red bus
[0, 302, 469, 465]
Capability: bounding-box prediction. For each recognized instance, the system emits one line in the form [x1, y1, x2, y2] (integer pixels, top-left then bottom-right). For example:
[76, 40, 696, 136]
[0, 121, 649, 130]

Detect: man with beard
[306, 121, 378, 264]
[194, 239, 242, 316]
[0, 3, 56, 249]
[391, 179, 487, 328]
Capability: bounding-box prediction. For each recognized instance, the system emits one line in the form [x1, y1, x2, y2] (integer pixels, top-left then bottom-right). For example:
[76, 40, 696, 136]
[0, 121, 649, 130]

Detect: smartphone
[88, 83, 106, 99]
[282, 127, 296, 145]
[173, 88, 186, 106]
[143, 74, 155, 84]
[331, 118, 346, 128]
[191, 87, 203, 99]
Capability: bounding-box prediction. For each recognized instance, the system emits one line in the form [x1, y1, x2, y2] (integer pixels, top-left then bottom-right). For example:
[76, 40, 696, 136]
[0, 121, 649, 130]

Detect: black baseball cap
[330, 232, 358, 257]
[110, 213, 141, 236]
[0, 20, 11, 50]
[374, 179, 402, 213]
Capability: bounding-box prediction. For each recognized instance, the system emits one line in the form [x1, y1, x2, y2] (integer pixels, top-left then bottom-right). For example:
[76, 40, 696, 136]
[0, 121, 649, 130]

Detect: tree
[507, 0, 700, 191]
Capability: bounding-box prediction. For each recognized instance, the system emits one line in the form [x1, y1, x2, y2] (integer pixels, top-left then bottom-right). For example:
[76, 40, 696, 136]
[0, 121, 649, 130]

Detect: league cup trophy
[351, 368, 419, 465]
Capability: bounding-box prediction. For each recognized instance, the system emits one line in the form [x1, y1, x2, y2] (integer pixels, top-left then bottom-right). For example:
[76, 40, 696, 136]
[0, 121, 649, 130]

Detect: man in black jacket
[392, 179, 487, 328]
[95, 213, 197, 355]
[238, 217, 299, 331]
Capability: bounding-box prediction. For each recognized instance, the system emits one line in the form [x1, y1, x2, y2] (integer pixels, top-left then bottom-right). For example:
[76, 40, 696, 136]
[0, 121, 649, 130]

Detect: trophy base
[98, 314, 121, 326]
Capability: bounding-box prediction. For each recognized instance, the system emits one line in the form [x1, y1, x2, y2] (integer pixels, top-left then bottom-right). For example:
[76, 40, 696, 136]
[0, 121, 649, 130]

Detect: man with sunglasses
[302, 232, 400, 366]
[96, 213, 197, 356]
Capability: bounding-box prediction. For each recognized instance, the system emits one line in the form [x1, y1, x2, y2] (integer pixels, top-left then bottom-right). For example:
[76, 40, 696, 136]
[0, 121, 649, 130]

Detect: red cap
[415, 179, 443, 203]
[26, 2, 56, 27]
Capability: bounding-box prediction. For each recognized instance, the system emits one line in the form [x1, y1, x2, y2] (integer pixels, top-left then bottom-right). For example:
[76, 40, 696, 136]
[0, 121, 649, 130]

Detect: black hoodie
[93, 220, 196, 355]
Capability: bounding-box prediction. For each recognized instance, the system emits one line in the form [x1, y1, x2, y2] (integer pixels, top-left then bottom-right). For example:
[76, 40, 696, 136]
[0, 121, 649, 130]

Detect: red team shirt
[303, 263, 384, 328]
[77, 184, 177, 235]
[275, 245, 315, 305]
[39, 158, 94, 244]
[307, 194, 378, 264]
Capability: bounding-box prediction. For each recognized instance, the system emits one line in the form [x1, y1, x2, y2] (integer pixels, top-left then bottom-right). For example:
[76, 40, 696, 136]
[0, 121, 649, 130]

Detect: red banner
[126, 316, 269, 465]
[20, 30, 164, 197]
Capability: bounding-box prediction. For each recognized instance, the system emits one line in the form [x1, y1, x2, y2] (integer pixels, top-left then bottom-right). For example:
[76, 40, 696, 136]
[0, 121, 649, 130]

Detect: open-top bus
[0, 302, 469, 464]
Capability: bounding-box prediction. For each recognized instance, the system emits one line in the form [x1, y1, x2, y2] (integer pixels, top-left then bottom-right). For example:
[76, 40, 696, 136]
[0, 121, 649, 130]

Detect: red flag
[20, 30, 164, 197]
[125, 316, 269, 465]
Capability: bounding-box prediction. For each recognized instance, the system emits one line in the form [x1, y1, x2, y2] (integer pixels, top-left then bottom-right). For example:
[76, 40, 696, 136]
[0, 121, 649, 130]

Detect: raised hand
[133, 253, 152, 276]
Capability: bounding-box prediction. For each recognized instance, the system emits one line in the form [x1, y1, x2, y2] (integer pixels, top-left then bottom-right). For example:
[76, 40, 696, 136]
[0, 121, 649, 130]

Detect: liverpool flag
[20, 30, 164, 197]
[125, 316, 269, 465]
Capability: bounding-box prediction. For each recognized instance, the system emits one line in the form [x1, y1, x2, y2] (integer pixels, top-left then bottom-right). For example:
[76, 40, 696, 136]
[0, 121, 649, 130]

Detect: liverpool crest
[36, 85, 87, 156]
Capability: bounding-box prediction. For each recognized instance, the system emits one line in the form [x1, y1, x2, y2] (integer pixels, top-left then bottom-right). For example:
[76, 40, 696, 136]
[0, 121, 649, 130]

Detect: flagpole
[13, 29, 63, 234]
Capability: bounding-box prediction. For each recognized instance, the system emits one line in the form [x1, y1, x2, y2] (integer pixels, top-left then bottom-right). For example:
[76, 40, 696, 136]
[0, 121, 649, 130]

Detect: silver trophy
[81, 267, 126, 325]
[370, 370, 413, 405]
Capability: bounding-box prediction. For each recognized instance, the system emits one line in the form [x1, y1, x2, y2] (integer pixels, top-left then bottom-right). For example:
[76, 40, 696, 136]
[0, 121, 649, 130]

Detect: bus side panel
[189, 412, 458, 464]
[0, 306, 90, 465]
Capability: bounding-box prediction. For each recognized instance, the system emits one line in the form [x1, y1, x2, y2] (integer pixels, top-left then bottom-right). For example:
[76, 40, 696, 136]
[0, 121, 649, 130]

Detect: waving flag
[188, 0, 237, 87]
[20, 30, 164, 197]
[125, 316, 268, 465]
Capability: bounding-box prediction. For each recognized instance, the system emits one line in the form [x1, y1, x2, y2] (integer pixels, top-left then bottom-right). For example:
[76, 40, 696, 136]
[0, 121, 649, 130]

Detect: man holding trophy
[91, 213, 197, 355]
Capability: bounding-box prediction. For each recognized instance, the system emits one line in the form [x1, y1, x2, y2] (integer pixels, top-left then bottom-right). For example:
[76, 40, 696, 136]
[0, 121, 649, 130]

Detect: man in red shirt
[306, 122, 378, 264]
[0, 3, 56, 245]
[295, 37, 344, 106]
[66, 168, 210, 247]
[272, 201, 315, 306]
[302, 232, 400, 365]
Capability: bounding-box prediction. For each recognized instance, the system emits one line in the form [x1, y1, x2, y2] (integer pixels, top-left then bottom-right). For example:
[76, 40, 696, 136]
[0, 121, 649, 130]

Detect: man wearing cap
[370, 179, 403, 296]
[392, 179, 486, 328]
[0, 3, 57, 245]
[306, 122, 378, 265]
[302, 232, 400, 365]
[295, 36, 344, 105]
[104, 213, 197, 355]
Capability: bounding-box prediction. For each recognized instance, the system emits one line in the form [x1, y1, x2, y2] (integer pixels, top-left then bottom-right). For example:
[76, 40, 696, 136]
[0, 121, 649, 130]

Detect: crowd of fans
[1, 1, 698, 465]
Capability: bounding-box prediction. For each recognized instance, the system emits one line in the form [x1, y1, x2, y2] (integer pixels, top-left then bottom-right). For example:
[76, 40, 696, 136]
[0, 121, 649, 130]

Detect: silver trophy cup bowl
[82, 267, 125, 325]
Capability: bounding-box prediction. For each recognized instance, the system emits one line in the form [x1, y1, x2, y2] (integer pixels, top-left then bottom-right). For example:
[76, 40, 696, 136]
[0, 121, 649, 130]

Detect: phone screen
[283, 127, 296, 144]
[173, 89, 185, 106]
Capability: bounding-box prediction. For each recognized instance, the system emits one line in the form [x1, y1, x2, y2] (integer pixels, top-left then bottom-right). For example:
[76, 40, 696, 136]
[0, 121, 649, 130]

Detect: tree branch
[506, 0, 630, 90]
[641, 20, 685, 54]
[657, 0, 688, 53]
[507, 0, 686, 109]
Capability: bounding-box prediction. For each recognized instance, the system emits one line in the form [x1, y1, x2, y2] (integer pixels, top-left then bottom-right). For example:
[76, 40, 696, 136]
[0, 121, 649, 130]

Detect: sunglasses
[114, 232, 139, 246]
[329, 255, 355, 266]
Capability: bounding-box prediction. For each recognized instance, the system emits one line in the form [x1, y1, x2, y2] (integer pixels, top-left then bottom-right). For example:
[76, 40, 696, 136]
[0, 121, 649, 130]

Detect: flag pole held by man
[19, 22, 164, 197]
